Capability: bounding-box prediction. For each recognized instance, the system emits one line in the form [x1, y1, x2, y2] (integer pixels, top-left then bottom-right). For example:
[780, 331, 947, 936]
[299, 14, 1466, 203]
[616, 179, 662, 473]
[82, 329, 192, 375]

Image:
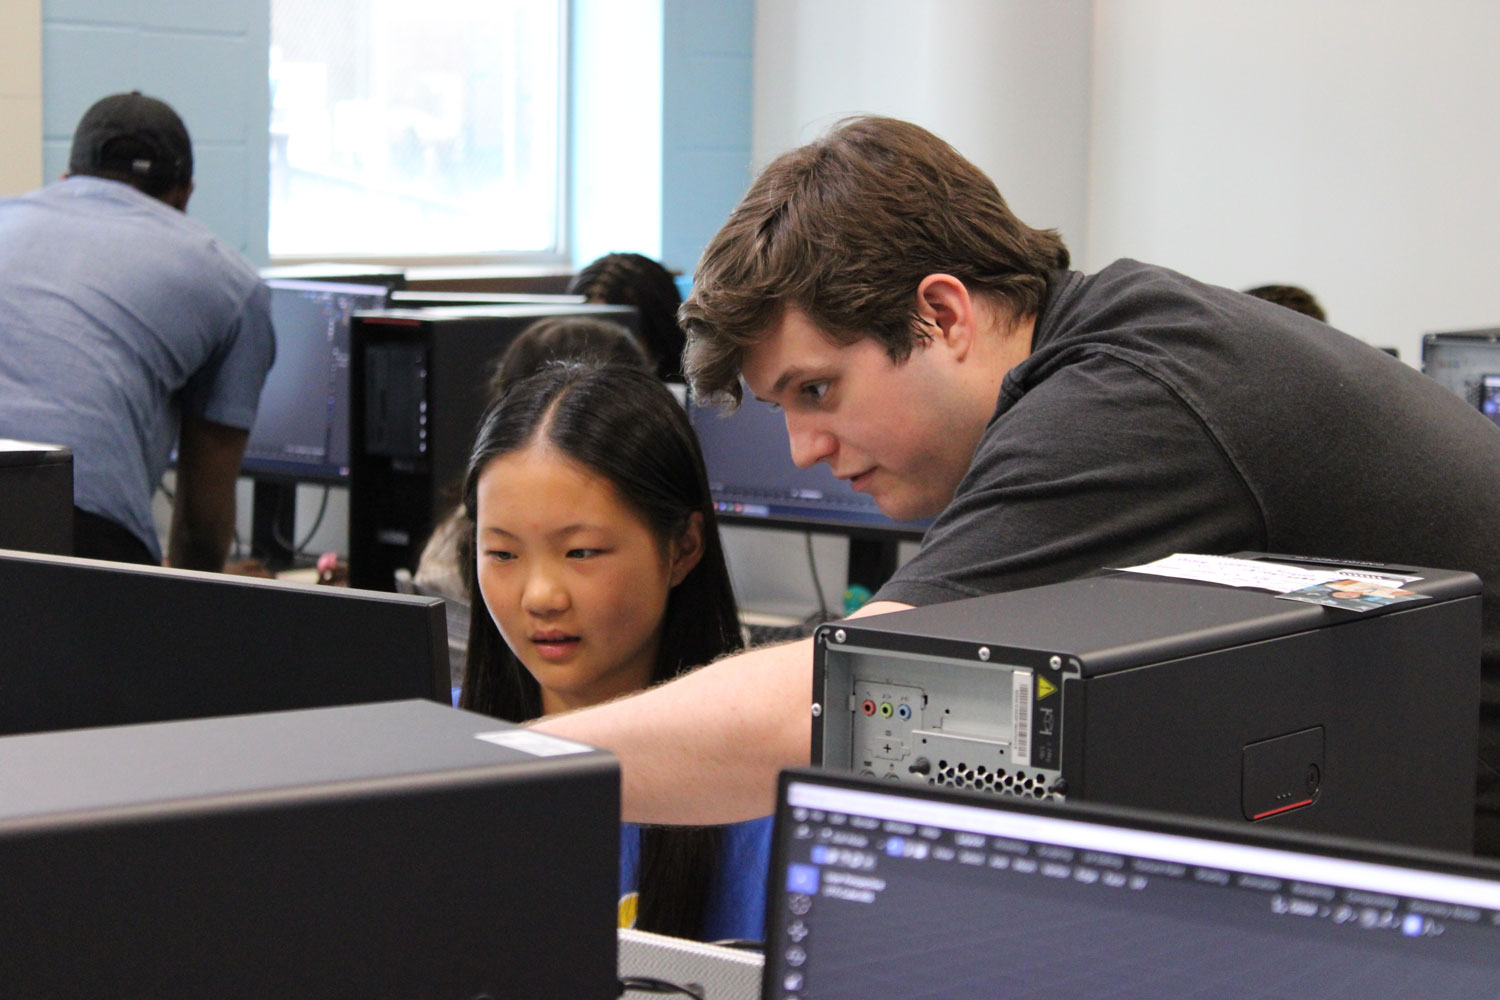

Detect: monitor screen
[688, 395, 928, 538]
[766, 770, 1500, 999]
[242, 279, 392, 482]
[1421, 328, 1500, 414]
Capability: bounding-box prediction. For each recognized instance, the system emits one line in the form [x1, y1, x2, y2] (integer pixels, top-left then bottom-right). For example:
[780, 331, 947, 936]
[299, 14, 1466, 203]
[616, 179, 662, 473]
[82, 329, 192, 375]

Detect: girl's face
[475, 440, 703, 716]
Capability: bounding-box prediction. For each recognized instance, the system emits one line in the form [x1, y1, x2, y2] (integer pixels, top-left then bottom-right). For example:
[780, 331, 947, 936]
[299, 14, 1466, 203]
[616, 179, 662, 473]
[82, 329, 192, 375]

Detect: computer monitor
[0, 549, 447, 737]
[688, 395, 928, 591]
[242, 278, 393, 484]
[766, 769, 1500, 1000]
[258, 262, 407, 290]
[0, 700, 619, 996]
[390, 289, 587, 308]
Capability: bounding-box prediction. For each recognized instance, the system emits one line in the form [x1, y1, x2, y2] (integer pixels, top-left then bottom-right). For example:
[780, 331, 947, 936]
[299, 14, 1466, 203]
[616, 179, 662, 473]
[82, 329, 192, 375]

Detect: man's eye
[801, 381, 830, 402]
[567, 548, 603, 559]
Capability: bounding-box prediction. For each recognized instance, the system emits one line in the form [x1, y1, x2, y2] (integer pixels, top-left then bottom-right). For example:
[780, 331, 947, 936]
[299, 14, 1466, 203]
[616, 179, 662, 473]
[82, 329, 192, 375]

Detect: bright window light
[269, 0, 565, 259]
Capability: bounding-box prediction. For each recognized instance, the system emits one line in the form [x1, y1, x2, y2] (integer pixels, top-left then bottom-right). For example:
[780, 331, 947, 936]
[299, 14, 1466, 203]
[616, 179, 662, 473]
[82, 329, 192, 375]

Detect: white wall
[0, 0, 42, 195]
[738, 0, 1091, 614]
[1088, 0, 1500, 362]
[753, 0, 1094, 252]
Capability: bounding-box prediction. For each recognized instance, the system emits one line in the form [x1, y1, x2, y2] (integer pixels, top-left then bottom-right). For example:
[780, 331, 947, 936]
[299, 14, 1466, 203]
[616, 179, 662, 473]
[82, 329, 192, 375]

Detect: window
[269, 0, 565, 260]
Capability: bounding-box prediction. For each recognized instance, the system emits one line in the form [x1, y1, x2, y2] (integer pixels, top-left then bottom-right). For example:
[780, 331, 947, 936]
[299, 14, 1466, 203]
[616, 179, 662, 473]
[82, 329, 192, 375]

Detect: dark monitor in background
[402, 264, 573, 294]
[0, 549, 447, 738]
[0, 700, 620, 997]
[0, 440, 72, 555]
[766, 769, 1500, 1000]
[258, 262, 407, 290]
[244, 279, 394, 483]
[390, 289, 587, 309]
[242, 279, 391, 568]
[689, 395, 928, 593]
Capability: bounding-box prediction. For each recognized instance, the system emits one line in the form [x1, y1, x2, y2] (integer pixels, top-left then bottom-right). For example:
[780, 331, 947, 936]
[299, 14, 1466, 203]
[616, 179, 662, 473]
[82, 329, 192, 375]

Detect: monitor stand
[846, 535, 900, 596]
[250, 480, 298, 571]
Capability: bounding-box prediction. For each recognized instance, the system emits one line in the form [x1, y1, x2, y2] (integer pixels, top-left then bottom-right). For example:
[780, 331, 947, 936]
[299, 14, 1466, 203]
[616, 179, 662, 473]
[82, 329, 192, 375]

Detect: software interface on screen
[689, 395, 925, 534]
[243, 279, 390, 481]
[766, 777, 1500, 1000]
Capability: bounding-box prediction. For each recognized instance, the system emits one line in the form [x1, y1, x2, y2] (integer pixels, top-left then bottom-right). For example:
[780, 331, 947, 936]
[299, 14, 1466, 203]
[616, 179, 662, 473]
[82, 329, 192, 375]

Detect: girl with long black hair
[459, 361, 766, 941]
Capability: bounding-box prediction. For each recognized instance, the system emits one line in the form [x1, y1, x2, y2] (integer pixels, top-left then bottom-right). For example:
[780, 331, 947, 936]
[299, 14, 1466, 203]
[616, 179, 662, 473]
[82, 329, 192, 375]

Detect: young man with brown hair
[540, 116, 1500, 855]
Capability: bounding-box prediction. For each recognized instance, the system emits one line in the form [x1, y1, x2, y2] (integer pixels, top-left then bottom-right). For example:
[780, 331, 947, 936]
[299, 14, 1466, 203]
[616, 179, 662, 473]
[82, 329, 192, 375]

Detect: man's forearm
[166, 514, 232, 571]
[534, 637, 816, 825]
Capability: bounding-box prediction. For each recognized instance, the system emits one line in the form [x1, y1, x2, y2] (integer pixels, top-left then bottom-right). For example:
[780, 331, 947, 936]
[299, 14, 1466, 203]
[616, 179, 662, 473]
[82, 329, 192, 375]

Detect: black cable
[617, 975, 706, 999]
[804, 531, 830, 617]
[268, 485, 332, 556]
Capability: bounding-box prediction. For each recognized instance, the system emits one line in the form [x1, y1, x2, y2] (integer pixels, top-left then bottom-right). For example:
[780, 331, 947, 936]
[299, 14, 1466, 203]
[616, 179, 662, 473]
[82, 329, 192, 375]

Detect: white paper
[1114, 553, 1418, 594]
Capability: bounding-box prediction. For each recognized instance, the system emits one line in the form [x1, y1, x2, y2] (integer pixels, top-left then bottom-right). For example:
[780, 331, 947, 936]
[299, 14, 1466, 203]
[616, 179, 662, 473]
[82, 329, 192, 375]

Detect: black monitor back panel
[348, 303, 638, 590]
[0, 700, 619, 997]
[813, 553, 1481, 853]
[0, 549, 447, 737]
[0, 441, 72, 555]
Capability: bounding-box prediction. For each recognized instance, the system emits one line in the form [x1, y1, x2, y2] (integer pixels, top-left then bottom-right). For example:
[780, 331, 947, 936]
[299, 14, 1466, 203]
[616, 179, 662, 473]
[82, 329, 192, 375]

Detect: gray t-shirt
[879, 258, 1500, 853]
[0, 177, 275, 560]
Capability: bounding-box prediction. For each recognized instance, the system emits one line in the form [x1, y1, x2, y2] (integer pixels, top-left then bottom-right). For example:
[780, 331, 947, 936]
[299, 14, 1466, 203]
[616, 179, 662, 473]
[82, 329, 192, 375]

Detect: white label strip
[474, 729, 594, 757]
[1012, 669, 1033, 767]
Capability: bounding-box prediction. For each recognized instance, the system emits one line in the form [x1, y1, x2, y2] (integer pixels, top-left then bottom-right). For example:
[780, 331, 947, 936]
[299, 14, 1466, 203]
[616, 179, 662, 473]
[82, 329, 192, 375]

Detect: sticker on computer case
[474, 730, 593, 756]
[1012, 670, 1033, 767]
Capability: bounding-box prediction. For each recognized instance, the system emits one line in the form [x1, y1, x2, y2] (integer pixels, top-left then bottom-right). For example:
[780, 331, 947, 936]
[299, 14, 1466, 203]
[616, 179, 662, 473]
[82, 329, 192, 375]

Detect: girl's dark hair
[568, 253, 687, 382]
[458, 361, 743, 939]
[486, 315, 649, 399]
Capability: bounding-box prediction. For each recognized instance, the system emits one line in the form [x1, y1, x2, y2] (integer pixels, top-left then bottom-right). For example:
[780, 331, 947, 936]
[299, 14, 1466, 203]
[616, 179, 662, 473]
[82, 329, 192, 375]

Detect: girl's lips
[530, 635, 580, 662]
[847, 469, 875, 491]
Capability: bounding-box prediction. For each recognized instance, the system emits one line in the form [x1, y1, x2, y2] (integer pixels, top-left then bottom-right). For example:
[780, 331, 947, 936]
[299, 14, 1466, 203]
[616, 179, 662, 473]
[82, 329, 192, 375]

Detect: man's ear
[914, 273, 978, 360]
[668, 511, 705, 587]
[165, 180, 195, 213]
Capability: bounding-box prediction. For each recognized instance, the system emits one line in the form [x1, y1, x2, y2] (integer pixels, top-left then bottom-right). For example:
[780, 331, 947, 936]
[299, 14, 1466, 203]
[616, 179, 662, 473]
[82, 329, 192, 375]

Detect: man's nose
[786, 413, 836, 470]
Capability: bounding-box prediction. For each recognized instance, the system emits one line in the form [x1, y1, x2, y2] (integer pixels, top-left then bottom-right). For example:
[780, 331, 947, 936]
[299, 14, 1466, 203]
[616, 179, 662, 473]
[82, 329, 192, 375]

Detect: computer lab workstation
[6, 295, 1500, 997]
[10, 5, 1500, 996]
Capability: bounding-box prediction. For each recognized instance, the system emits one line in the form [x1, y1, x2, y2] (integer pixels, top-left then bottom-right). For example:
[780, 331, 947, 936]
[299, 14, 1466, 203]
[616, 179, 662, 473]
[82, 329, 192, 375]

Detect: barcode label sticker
[474, 730, 593, 757]
[1012, 669, 1033, 767]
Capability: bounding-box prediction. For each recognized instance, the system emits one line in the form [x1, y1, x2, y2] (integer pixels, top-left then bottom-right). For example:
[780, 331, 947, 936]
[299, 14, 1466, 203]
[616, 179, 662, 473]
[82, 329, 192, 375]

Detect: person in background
[1244, 283, 1327, 322]
[460, 363, 769, 941]
[569, 252, 688, 382]
[0, 91, 274, 569]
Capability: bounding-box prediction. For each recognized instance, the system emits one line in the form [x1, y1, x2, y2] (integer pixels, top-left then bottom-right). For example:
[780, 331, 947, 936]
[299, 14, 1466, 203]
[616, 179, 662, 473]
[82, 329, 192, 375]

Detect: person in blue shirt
[458, 361, 769, 942]
[0, 91, 273, 568]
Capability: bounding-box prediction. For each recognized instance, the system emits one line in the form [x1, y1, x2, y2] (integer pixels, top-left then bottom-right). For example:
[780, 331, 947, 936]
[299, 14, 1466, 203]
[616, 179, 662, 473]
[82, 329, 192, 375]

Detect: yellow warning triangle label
[1036, 676, 1057, 700]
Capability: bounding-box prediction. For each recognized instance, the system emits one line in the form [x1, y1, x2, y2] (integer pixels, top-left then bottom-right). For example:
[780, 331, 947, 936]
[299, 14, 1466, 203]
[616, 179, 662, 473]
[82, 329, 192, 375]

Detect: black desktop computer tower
[0, 440, 72, 555]
[813, 554, 1481, 853]
[348, 303, 637, 590]
[0, 700, 620, 997]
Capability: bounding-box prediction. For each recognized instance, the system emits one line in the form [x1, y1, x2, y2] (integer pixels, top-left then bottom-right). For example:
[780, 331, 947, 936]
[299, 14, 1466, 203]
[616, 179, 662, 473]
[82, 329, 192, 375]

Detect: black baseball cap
[68, 91, 193, 193]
